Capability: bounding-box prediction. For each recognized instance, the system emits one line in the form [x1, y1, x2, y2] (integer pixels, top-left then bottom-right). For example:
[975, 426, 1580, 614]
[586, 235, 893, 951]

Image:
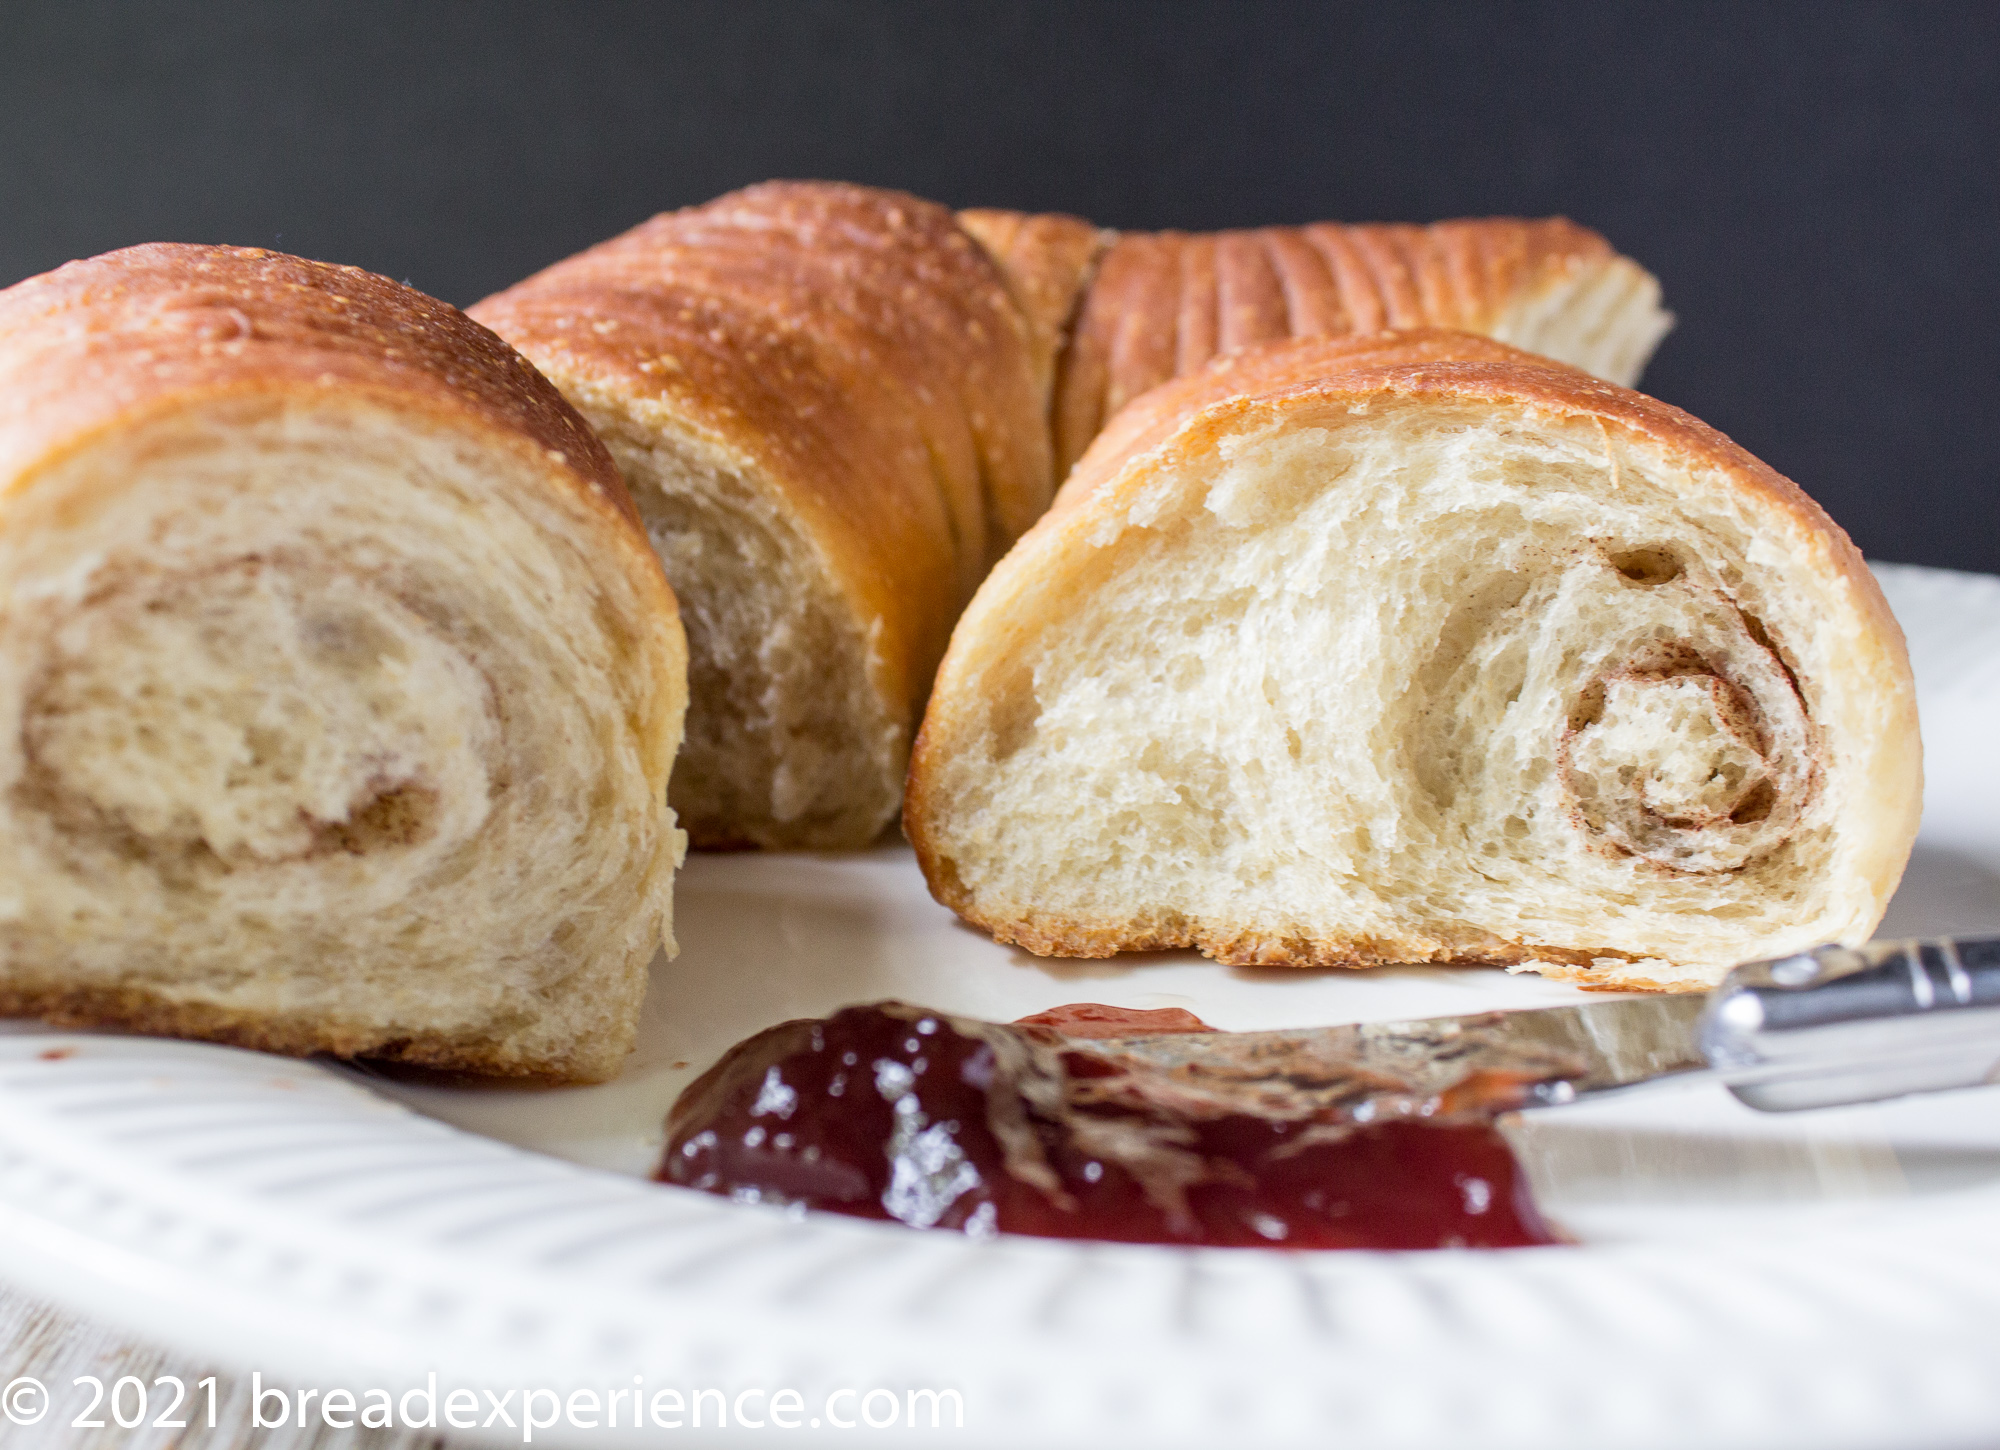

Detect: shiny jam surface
[660, 1002, 1558, 1249]
[1013, 1002, 1216, 1038]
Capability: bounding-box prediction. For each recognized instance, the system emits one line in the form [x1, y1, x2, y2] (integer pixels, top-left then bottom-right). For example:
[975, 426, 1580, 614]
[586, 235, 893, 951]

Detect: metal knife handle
[1697, 937, 2000, 1111]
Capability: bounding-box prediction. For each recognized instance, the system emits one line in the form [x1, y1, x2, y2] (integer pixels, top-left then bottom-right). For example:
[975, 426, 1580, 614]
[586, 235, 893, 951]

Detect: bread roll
[472, 183, 1050, 850]
[906, 332, 1920, 990]
[477, 190, 1665, 853]
[1047, 219, 1673, 475]
[0, 244, 686, 1081]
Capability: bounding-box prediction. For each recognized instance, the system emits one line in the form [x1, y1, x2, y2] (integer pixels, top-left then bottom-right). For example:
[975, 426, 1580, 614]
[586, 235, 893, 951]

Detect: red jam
[659, 1002, 1560, 1249]
[1013, 1002, 1216, 1038]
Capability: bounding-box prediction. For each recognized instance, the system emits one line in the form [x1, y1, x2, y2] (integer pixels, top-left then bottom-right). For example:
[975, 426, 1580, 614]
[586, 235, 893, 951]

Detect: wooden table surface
[0, 1284, 444, 1450]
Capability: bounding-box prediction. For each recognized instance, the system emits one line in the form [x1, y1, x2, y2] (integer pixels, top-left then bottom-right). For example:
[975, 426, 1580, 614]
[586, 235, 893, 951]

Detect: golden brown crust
[1518, 962, 1722, 995]
[946, 910, 1646, 975]
[478, 183, 1052, 591]
[1052, 218, 1625, 473]
[907, 329, 1917, 982]
[955, 207, 1110, 412]
[1053, 230, 1183, 473]
[0, 984, 609, 1083]
[0, 244, 639, 538]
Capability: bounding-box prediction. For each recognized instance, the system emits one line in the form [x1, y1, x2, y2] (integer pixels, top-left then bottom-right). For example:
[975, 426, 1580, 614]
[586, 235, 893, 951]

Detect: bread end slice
[908, 332, 1919, 990]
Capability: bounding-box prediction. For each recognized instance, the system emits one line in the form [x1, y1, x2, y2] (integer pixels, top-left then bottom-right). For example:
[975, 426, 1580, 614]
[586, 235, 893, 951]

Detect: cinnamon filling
[1558, 576, 1814, 873]
[18, 558, 497, 869]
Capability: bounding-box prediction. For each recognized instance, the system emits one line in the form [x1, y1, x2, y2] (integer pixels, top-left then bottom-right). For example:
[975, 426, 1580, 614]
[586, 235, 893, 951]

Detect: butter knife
[1090, 937, 2000, 1118]
[1383, 936, 2000, 1113]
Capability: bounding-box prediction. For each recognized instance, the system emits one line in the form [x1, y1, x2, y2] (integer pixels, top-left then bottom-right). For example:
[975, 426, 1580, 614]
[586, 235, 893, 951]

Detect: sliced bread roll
[472, 183, 1051, 850]
[905, 332, 1920, 990]
[0, 244, 686, 1080]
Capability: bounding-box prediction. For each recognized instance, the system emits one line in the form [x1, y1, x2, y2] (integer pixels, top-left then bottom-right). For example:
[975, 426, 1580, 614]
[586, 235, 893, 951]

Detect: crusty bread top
[0, 244, 639, 535]
[955, 208, 1110, 408]
[476, 182, 1053, 583]
[1052, 219, 1650, 471]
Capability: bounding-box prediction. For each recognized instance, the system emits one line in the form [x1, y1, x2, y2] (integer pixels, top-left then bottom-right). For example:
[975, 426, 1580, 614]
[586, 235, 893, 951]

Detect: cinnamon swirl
[905, 332, 1919, 989]
[0, 245, 687, 1079]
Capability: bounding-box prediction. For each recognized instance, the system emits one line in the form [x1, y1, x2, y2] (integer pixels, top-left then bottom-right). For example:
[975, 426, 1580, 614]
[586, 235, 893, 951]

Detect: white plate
[2, 563, 1998, 1449]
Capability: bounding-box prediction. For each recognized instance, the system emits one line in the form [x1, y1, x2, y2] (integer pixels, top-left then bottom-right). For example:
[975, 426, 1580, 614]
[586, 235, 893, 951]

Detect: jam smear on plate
[1013, 1002, 1216, 1038]
[660, 1001, 1572, 1249]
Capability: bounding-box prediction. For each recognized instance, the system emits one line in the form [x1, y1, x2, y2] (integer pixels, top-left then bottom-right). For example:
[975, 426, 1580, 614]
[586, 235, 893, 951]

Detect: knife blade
[1369, 935, 2000, 1113]
[1091, 936, 2000, 1117]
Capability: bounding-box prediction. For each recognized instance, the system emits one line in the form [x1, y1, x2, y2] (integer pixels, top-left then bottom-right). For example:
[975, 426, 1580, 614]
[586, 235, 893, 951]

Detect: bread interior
[584, 402, 901, 849]
[0, 394, 676, 1078]
[1490, 256, 1674, 389]
[924, 399, 1866, 981]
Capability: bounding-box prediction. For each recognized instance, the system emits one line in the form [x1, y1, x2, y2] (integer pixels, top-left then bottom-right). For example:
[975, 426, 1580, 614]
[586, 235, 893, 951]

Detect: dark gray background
[1, 1, 1993, 571]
